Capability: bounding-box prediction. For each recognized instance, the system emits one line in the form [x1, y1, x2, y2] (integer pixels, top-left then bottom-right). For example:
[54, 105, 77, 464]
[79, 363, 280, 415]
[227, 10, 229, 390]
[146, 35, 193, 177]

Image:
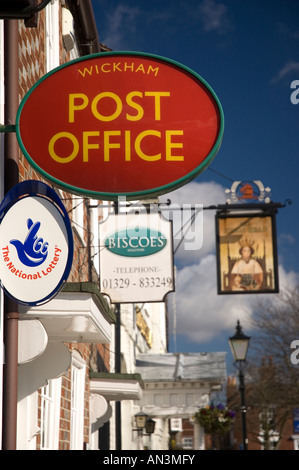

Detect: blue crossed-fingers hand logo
[10, 218, 49, 267]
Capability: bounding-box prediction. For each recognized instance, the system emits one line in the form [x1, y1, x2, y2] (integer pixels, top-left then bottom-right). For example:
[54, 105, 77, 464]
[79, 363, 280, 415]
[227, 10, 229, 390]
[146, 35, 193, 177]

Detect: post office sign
[16, 52, 224, 200]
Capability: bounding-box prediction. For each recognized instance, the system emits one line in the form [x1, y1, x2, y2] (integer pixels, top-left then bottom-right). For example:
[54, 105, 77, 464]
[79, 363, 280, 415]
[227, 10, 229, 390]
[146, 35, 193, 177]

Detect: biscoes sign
[100, 212, 174, 303]
[0, 181, 73, 306]
[16, 52, 224, 200]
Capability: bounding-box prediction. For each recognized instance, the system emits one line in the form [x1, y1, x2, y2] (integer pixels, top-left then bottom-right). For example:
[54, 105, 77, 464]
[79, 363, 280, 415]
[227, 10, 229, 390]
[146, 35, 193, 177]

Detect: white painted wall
[118, 301, 168, 450]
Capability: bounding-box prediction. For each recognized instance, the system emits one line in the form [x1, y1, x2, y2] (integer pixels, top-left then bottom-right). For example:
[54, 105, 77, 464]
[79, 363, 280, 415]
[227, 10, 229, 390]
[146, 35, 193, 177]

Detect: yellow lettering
[144, 92, 170, 120]
[83, 131, 100, 162]
[101, 63, 111, 73]
[48, 132, 79, 163]
[69, 93, 89, 122]
[135, 64, 145, 74]
[125, 130, 131, 161]
[165, 130, 184, 161]
[126, 91, 144, 121]
[124, 62, 134, 72]
[104, 131, 121, 161]
[135, 130, 161, 161]
[77, 62, 159, 77]
[113, 62, 122, 72]
[147, 65, 159, 76]
[91, 92, 122, 121]
[78, 67, 93, 78]
[48, 129, 185, 164]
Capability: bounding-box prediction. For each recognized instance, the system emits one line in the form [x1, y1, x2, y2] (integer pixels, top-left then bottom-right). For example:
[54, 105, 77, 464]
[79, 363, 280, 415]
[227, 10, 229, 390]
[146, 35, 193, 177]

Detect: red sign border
[16, 51, 224, 200]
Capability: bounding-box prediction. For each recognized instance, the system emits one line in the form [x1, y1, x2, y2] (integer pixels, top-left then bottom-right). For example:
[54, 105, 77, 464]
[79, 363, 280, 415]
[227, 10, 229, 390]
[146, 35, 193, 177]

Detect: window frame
[40, 377, 62, 450]
[70, 351, 86, 450]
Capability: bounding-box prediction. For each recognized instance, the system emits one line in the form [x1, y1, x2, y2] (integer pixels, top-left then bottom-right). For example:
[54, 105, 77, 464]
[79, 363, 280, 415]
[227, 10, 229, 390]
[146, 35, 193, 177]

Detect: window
[70, 352, 86, 450]
[258, 408, 279, 450]
[294, 438, 299, 451]
[40, 377, 62, 450]
[182, 437, 193, 449]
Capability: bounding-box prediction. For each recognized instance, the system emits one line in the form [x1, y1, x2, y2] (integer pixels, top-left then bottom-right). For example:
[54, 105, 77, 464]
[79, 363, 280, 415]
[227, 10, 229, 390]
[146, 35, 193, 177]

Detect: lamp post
[229, 320, 250, 450]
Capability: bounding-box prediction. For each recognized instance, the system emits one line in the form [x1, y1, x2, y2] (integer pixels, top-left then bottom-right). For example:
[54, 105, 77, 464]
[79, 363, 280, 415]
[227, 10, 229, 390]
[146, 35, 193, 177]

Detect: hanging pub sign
[0, 180, 73, 306]
[215, 212, 279, 294]
[15, 51, 224, 200]
[99, 211, 174, 303]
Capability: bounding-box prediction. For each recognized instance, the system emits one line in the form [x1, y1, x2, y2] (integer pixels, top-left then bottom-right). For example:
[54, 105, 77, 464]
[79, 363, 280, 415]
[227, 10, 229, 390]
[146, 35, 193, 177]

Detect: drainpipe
[114, 202, 122, 450]
[85, 199, 92, 282]
[2, 19, 19, 450]
[66, 0, 101, 55]
[115, 303, 121, 450]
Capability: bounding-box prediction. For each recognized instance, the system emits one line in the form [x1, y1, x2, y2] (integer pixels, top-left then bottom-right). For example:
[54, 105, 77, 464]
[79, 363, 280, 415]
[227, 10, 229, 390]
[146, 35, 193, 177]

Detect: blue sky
[91, 0, 299, 368]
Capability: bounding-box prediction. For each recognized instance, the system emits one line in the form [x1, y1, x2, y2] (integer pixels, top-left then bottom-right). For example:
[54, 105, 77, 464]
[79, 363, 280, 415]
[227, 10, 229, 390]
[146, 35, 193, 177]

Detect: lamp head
[229, 320, 250, 362]
[135, 411, 148, 429]
[145, 418, 156, 435]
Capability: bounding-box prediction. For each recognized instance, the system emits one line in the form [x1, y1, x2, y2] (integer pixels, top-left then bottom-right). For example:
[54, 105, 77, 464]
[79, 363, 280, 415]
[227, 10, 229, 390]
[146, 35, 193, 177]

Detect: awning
[90, 372, 144, 401]
[19, 282, 115, 344]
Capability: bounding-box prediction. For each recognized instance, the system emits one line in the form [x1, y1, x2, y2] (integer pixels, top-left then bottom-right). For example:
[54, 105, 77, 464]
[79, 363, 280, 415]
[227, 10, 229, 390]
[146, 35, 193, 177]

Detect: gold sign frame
[216, 212, 279, 294]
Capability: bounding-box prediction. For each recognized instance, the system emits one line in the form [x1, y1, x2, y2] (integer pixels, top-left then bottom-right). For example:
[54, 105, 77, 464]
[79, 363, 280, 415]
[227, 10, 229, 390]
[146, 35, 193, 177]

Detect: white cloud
[170, 256, 299, 348]
[100, 0, 232, 51]
[165, 181, 299, 349]
[170, 254, 253, 345]
[279, 233, 295, 245]
[102, 4, 141, 50]
[160, 180, 227, 264]
[164, 180, 254, 346]
[271, 60, 299, 83]
[278, 264, 299, 290]
[199, 0, 232, 34]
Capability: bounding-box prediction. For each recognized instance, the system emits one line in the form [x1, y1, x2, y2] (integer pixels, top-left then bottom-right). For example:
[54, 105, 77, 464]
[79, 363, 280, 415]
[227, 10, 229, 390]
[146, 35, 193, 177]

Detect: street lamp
[135, 411, 148, 430]
[134, 411, 156, 450]
[145, 418, 156, 435]
[229, 320, 250, 450]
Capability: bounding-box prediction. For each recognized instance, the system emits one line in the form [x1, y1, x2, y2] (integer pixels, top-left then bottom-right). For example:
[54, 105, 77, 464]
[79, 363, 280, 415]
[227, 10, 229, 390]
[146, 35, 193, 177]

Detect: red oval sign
[16, 52, 224, 200]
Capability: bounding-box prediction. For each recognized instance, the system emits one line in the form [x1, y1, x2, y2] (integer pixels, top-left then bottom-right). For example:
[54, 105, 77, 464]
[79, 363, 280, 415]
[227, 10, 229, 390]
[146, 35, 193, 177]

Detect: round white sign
[0, 187, 73, 305]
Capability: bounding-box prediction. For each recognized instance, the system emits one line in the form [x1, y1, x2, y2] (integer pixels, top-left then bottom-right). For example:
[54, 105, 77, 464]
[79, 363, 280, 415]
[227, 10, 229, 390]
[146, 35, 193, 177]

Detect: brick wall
[18, 17, 45, 182]
[15, 5, 107, 450]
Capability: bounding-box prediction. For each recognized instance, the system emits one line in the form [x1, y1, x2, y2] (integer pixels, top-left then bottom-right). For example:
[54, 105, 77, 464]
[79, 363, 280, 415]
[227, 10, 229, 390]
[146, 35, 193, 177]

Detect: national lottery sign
[0, 180, 73, 306]
[99, 212, 174, 303]
[16, 52, 224, 200]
